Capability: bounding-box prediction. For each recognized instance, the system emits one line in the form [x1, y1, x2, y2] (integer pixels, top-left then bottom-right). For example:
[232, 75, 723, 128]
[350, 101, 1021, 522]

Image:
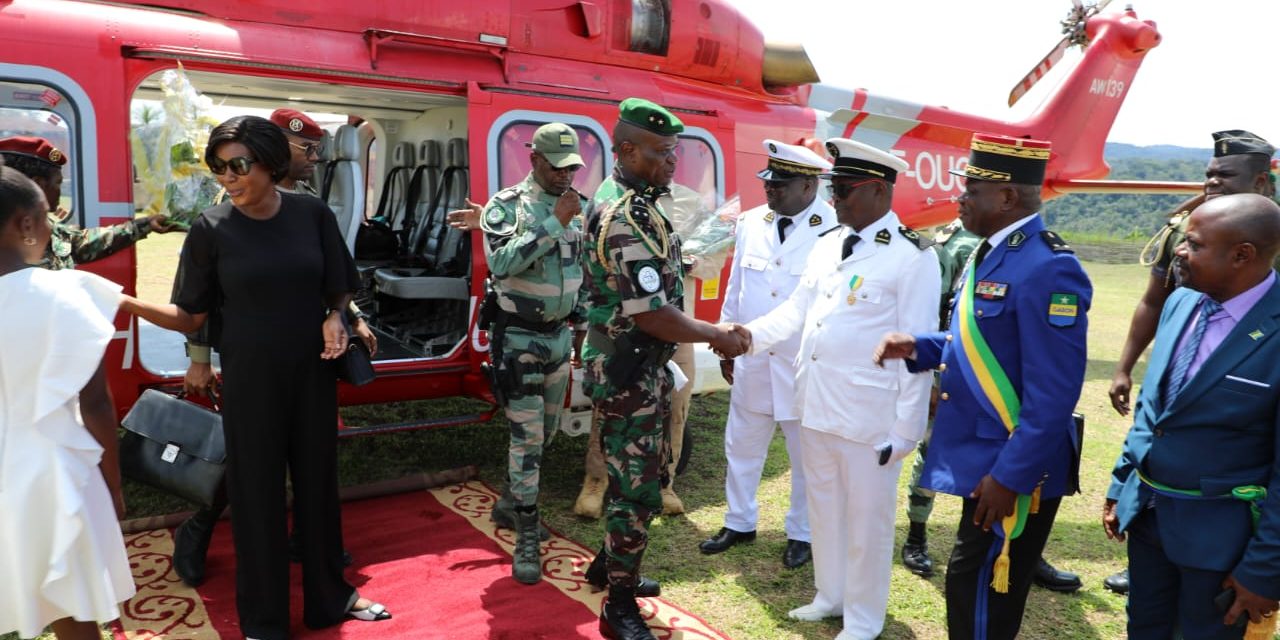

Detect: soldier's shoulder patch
[808, 213, 823, 227]
[627, 259, 664, 294]
[480, 202, 517, 236]
[1048, 292, 1080, 327]
[898, 225, 936, 250]
[763, 211, 775, 223]
[1007, 230, 1027, 248]
[874, 228, 892, 245]
[1040, 230, 1073, 253]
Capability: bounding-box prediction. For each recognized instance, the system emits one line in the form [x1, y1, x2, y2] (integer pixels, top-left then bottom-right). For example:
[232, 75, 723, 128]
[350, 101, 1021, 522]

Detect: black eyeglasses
[208, 156, 257, 176]
[827, 178, 881, 200]
[289, 141, 321, 156]
[763, 178, 803, 191]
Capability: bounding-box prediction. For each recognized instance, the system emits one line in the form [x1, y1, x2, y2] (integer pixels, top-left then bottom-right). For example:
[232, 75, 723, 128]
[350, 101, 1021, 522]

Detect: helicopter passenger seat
[370, 136, 469, 302]
[325, 124, 366, 255]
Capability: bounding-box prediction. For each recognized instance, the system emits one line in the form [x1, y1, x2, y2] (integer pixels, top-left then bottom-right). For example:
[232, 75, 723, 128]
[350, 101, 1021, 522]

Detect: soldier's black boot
[173, 506, 220, 587]
[512, 505, 542, 584]
[491, 486, 550, 540]
[901, 521, 934, 577]
[584, 545, 661, 597]
[599, 587, 656, 640]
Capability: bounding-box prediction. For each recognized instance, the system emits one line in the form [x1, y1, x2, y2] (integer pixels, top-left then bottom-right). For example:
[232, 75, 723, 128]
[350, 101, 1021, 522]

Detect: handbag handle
[175, 388, 222, 413]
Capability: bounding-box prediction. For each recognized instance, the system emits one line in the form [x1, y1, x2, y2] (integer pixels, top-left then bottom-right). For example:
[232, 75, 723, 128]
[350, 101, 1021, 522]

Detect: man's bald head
[1195, 193, 1280, 261]
[1176, 193, 1280, 300]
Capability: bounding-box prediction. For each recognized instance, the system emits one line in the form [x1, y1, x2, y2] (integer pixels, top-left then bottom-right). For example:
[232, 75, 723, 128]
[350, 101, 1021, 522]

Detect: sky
[732, 0, 1280, 148]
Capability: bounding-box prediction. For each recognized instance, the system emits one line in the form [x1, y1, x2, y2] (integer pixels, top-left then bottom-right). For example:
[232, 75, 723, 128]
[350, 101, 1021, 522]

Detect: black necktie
[777, 216, 793, 244]
[841, 233, 860, 260]
[974, 241, 992, 266]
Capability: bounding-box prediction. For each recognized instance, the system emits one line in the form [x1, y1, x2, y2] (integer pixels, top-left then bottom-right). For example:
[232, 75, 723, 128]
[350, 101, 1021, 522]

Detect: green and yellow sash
[953, 264, 1039, 593]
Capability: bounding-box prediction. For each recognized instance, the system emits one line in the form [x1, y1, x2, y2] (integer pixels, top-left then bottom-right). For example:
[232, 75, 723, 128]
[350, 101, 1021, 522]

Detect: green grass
[8, 253, 1156, 640]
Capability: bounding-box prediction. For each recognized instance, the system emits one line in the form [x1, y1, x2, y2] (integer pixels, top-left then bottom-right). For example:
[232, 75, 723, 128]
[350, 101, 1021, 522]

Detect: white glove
[873, 434, 917, 466]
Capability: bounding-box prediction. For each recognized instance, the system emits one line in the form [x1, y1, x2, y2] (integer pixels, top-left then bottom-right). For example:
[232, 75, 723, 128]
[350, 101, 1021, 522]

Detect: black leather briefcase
[119, 389, 226, 509]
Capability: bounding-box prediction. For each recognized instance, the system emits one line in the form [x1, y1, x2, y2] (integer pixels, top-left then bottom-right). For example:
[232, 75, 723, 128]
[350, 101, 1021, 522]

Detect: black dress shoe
[900, 541, 934, 577]
[1032, 557, 1083, 593]
[782, 539, 811, 569]
[599, 589, 656, 640]
[698, 527, 756, 554]
[1103, 569, 1129, 595]
[173, 509, 218, 587]
[584, 549, 661, 597]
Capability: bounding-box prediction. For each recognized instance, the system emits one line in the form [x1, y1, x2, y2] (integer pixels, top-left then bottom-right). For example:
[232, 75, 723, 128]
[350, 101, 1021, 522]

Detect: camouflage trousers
[501, 325, 572, 507]
[905, 420, 936, 525]
[599, 365, 673, 588]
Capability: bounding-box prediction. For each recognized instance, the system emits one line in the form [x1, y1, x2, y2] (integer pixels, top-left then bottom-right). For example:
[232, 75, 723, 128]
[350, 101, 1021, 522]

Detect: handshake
[711, 322, 752, 359]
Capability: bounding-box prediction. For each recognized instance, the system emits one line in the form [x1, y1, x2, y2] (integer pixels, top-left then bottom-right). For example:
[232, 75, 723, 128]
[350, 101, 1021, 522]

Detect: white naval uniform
[745, 211, 939, 639]
[718, 196, 836, 540]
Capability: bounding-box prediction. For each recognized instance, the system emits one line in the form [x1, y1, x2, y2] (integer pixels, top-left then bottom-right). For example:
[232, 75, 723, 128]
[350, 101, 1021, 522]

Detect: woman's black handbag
[337, 316, 376, 386]
[119, 389, 226, 509]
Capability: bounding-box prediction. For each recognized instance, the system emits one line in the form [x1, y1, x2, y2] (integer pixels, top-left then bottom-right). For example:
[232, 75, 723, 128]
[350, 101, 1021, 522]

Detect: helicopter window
[497, 121, 607, 196]
[0, 82, 76, 217]
[672, 135, 718, 212]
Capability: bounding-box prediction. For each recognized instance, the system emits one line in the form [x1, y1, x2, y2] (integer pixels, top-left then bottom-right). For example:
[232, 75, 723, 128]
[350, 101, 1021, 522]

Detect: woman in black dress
[122, 116, 389, 639]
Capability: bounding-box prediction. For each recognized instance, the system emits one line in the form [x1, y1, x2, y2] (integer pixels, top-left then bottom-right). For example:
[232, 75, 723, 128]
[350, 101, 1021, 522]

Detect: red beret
[0, 135, 67, 166]
[269, 109, 323, 140]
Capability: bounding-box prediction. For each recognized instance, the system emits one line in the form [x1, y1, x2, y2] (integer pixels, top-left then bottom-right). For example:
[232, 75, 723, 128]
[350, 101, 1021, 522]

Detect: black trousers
[945, 496, 1061, 640]
[221, 350, 354, 640]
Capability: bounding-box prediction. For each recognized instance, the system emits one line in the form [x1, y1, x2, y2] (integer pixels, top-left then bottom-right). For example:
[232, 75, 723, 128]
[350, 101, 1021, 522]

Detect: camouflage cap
[527, 122, 584, 169]
[618, 97, 684, 136]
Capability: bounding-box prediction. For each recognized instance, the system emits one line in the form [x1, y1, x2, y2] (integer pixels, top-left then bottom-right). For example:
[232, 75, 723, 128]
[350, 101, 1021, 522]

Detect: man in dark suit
[1104, 193, 1280, 639]
[875, 133, 1092, 640]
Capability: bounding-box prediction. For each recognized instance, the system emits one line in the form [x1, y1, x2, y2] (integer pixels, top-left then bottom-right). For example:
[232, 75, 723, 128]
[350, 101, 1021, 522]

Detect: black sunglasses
[208, 156, 257, 176]
[289, 141, 321, 156]
[827, 178, 881, 200]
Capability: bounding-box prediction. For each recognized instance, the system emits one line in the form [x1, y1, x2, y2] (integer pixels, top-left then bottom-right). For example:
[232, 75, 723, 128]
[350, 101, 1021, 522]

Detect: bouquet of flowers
[131, 68, 221, 230]
[680, 193, 741, 260]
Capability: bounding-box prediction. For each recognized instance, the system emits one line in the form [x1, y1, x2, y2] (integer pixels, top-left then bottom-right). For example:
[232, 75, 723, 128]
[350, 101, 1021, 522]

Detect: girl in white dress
[0, 166, 135, 639]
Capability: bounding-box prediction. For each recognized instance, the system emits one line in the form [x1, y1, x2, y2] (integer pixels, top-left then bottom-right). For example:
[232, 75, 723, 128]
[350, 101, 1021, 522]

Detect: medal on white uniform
[847, 275, 864, 305]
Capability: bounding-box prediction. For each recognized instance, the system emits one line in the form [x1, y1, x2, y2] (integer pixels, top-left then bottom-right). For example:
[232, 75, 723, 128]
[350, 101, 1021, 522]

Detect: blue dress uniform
[908, 134, 1092, 640]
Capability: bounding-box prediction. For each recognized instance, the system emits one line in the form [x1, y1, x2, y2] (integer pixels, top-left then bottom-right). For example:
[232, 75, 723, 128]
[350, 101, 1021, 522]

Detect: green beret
[618, 97, 684, 136]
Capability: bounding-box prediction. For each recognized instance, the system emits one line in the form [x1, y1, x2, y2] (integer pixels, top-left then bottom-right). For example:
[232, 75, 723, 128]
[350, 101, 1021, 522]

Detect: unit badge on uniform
[1048, 292, 1079, 327]
[1008, 230, 1027, 247]
[48, 148, 62, 163]
[635, 264, 662, 293]
[975, 281, 1008, 300]
[289, 118, 304, 132]
[875, 229, 892, 245]
[763, 211, 775, 223]
[486, 207, 507, 225]
[1249, 329, 1265, 341]
[808, 214, 822, 227]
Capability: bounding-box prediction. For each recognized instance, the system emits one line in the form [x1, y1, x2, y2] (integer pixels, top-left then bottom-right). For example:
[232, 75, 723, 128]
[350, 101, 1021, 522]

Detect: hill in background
[1042, 142, 1212, 240]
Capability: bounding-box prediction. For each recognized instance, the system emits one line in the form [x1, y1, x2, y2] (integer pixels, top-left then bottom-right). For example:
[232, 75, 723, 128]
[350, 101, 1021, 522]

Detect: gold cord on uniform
[595, 189, 670, 273]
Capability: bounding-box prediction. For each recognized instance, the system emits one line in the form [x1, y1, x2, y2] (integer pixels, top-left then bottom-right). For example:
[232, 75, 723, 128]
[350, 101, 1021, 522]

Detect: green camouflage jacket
[480, 172, 586, 324]
[579, 172, 685, 398]
[41, 213, 148, 270]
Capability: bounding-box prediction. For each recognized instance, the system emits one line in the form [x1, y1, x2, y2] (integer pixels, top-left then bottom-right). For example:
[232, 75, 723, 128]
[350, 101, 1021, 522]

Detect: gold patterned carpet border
[432, 480, 731, 640]
[111, 529, 215, 639]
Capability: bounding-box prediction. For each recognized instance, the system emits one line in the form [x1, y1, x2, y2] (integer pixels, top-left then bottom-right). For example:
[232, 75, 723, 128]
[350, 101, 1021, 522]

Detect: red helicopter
[0, 0, 1188, 434]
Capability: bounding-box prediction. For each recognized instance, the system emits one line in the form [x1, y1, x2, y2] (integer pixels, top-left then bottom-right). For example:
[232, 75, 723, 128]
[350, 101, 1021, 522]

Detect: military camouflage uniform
[41, 213, 150, 270]
[580, 172, 683, 588]
[481, 172, 586, 508]
[905, 220, 982, 525]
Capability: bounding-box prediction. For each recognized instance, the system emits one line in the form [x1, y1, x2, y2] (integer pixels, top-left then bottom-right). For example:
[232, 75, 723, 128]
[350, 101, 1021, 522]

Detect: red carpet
[112, 482, 730, 639]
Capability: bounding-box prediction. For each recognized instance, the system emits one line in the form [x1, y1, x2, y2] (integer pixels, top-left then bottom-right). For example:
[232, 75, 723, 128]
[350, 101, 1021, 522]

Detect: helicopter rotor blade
[1007, 36, 1071, 107]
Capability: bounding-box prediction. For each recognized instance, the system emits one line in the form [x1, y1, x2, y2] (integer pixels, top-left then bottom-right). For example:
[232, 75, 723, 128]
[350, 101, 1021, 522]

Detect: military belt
[500, 312, 566, 333]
